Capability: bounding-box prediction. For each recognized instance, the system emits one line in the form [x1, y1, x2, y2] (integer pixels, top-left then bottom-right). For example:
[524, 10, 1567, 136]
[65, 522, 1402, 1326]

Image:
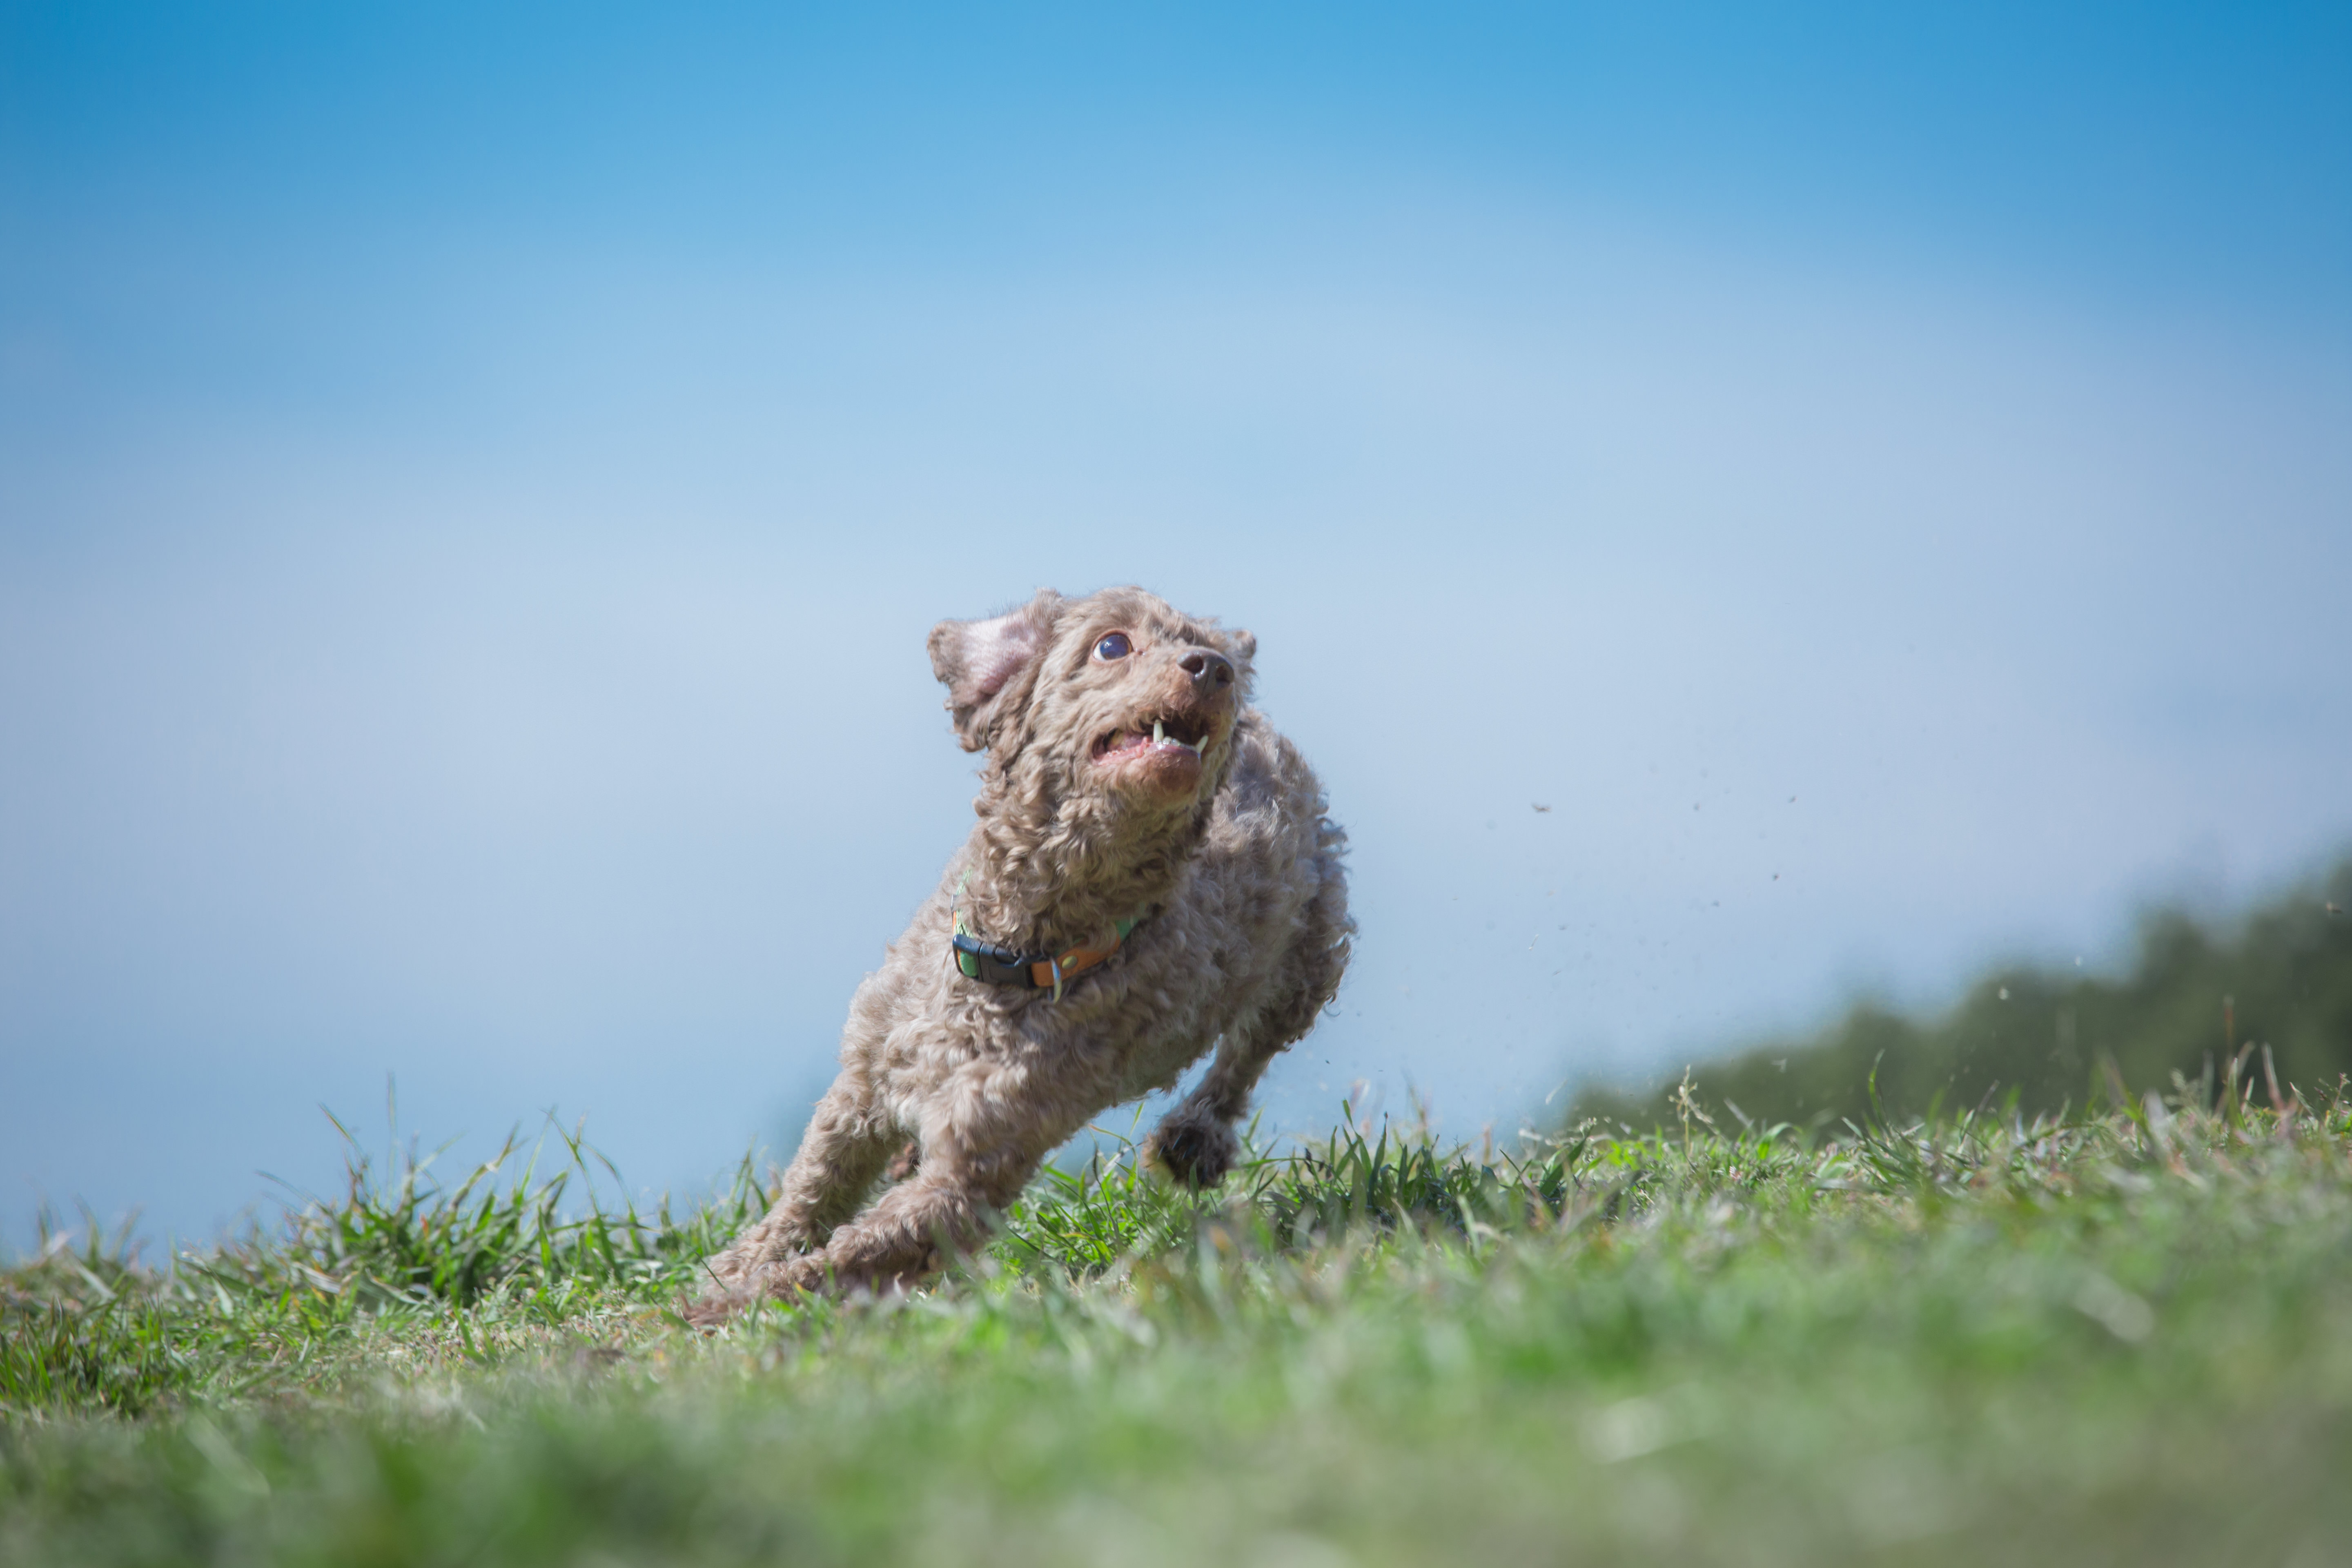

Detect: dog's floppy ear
[928, 589, 1063, 752]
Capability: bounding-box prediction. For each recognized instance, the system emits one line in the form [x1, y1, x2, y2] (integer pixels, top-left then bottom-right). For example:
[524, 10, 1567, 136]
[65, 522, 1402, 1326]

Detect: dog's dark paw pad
[1147, 1120, 1238, 1187]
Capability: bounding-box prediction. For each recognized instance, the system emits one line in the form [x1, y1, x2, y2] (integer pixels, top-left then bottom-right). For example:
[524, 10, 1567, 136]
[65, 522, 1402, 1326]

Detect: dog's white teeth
[1132, 718, 1202, 753]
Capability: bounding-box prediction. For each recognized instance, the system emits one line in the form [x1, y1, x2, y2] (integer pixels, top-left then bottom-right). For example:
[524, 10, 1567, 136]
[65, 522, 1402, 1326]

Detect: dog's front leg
[688, 1070, 900, 1320]
[810, 1135, 1044, 1294]
[809, 1053, 1077, 1293]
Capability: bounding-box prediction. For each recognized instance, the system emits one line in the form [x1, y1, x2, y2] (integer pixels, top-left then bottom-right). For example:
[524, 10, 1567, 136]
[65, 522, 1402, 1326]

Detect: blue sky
[4, 2, 2349, 1251]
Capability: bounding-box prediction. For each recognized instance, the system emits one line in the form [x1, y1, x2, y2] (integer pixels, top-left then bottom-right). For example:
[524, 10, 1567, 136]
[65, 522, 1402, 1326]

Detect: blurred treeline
[1571, 859, 2352, 1131]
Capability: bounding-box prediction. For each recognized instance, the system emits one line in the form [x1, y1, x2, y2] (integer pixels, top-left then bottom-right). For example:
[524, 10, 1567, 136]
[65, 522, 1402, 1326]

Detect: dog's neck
[957, 773, 1216, 953]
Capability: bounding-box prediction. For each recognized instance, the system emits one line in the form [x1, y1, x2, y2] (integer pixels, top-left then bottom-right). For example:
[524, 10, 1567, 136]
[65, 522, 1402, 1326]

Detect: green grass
[7, 1086, 2352, 1567]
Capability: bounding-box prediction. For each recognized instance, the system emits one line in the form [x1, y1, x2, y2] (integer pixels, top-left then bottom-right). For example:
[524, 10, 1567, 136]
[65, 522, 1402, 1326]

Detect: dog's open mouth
[1091, 713, 1211, 764]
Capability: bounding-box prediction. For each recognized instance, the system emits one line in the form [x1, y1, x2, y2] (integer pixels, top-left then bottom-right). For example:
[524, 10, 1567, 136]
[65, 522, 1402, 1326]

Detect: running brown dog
[689, 586, 1350, 1319]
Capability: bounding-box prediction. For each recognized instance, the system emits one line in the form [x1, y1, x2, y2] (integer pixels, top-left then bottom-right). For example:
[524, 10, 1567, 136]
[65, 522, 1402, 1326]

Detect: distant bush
[1572, 858, 2352, 1131]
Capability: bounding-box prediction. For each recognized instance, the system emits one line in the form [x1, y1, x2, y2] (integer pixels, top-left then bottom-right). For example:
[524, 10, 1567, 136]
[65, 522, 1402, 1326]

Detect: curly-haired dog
[689, 586, 1350, 1319]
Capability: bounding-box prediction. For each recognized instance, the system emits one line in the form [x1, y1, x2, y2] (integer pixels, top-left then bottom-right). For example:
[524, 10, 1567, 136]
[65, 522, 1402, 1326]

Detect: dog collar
[949, 875, 1139, 1001]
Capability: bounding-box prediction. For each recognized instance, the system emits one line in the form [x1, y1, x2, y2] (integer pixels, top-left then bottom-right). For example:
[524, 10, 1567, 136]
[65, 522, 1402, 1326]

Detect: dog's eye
[1093, 632, 1132, 661]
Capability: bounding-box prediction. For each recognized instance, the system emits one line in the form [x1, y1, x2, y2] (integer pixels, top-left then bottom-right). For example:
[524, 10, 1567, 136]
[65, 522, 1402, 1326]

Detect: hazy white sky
[4, 2, 2348, 1250]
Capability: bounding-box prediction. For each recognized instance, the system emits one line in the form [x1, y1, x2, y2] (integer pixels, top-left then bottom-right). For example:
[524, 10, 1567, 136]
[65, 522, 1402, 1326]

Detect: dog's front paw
[681, 1290, 748, 1331]
[1145, 1115, 1240, 1188]
[683, 1255, 827, 1329]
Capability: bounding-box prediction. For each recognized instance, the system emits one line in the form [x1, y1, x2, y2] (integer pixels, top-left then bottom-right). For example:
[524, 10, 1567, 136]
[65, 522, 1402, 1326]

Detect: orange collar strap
[950, 894, 1140, 1002]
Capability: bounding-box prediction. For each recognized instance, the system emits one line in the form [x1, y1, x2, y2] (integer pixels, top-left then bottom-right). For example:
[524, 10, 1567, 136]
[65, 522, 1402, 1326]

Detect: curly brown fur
[688, 586, 1351, 1323]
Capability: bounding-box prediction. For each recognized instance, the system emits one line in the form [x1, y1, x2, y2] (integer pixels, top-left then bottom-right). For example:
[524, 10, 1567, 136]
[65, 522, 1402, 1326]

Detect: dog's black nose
[1180, 650, 1235, 692]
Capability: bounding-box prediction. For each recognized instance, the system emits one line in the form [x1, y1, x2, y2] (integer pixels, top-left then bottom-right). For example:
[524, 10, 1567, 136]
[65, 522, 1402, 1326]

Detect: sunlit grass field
[7, 1077, 2350, 1566]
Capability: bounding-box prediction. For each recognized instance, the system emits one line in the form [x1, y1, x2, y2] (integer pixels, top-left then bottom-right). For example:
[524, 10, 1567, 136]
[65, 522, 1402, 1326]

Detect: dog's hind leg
[1149, 844, 1352, 1187]
[1143, 1017, 1285, 1188]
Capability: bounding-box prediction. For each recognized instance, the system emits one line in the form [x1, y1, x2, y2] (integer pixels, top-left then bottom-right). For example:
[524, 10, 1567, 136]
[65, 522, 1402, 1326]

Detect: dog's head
[929, 586, 1256, 818]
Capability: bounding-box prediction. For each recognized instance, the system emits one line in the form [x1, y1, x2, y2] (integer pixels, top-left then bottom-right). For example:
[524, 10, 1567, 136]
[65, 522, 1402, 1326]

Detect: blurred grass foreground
[7, 1078, 2352, 1564]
